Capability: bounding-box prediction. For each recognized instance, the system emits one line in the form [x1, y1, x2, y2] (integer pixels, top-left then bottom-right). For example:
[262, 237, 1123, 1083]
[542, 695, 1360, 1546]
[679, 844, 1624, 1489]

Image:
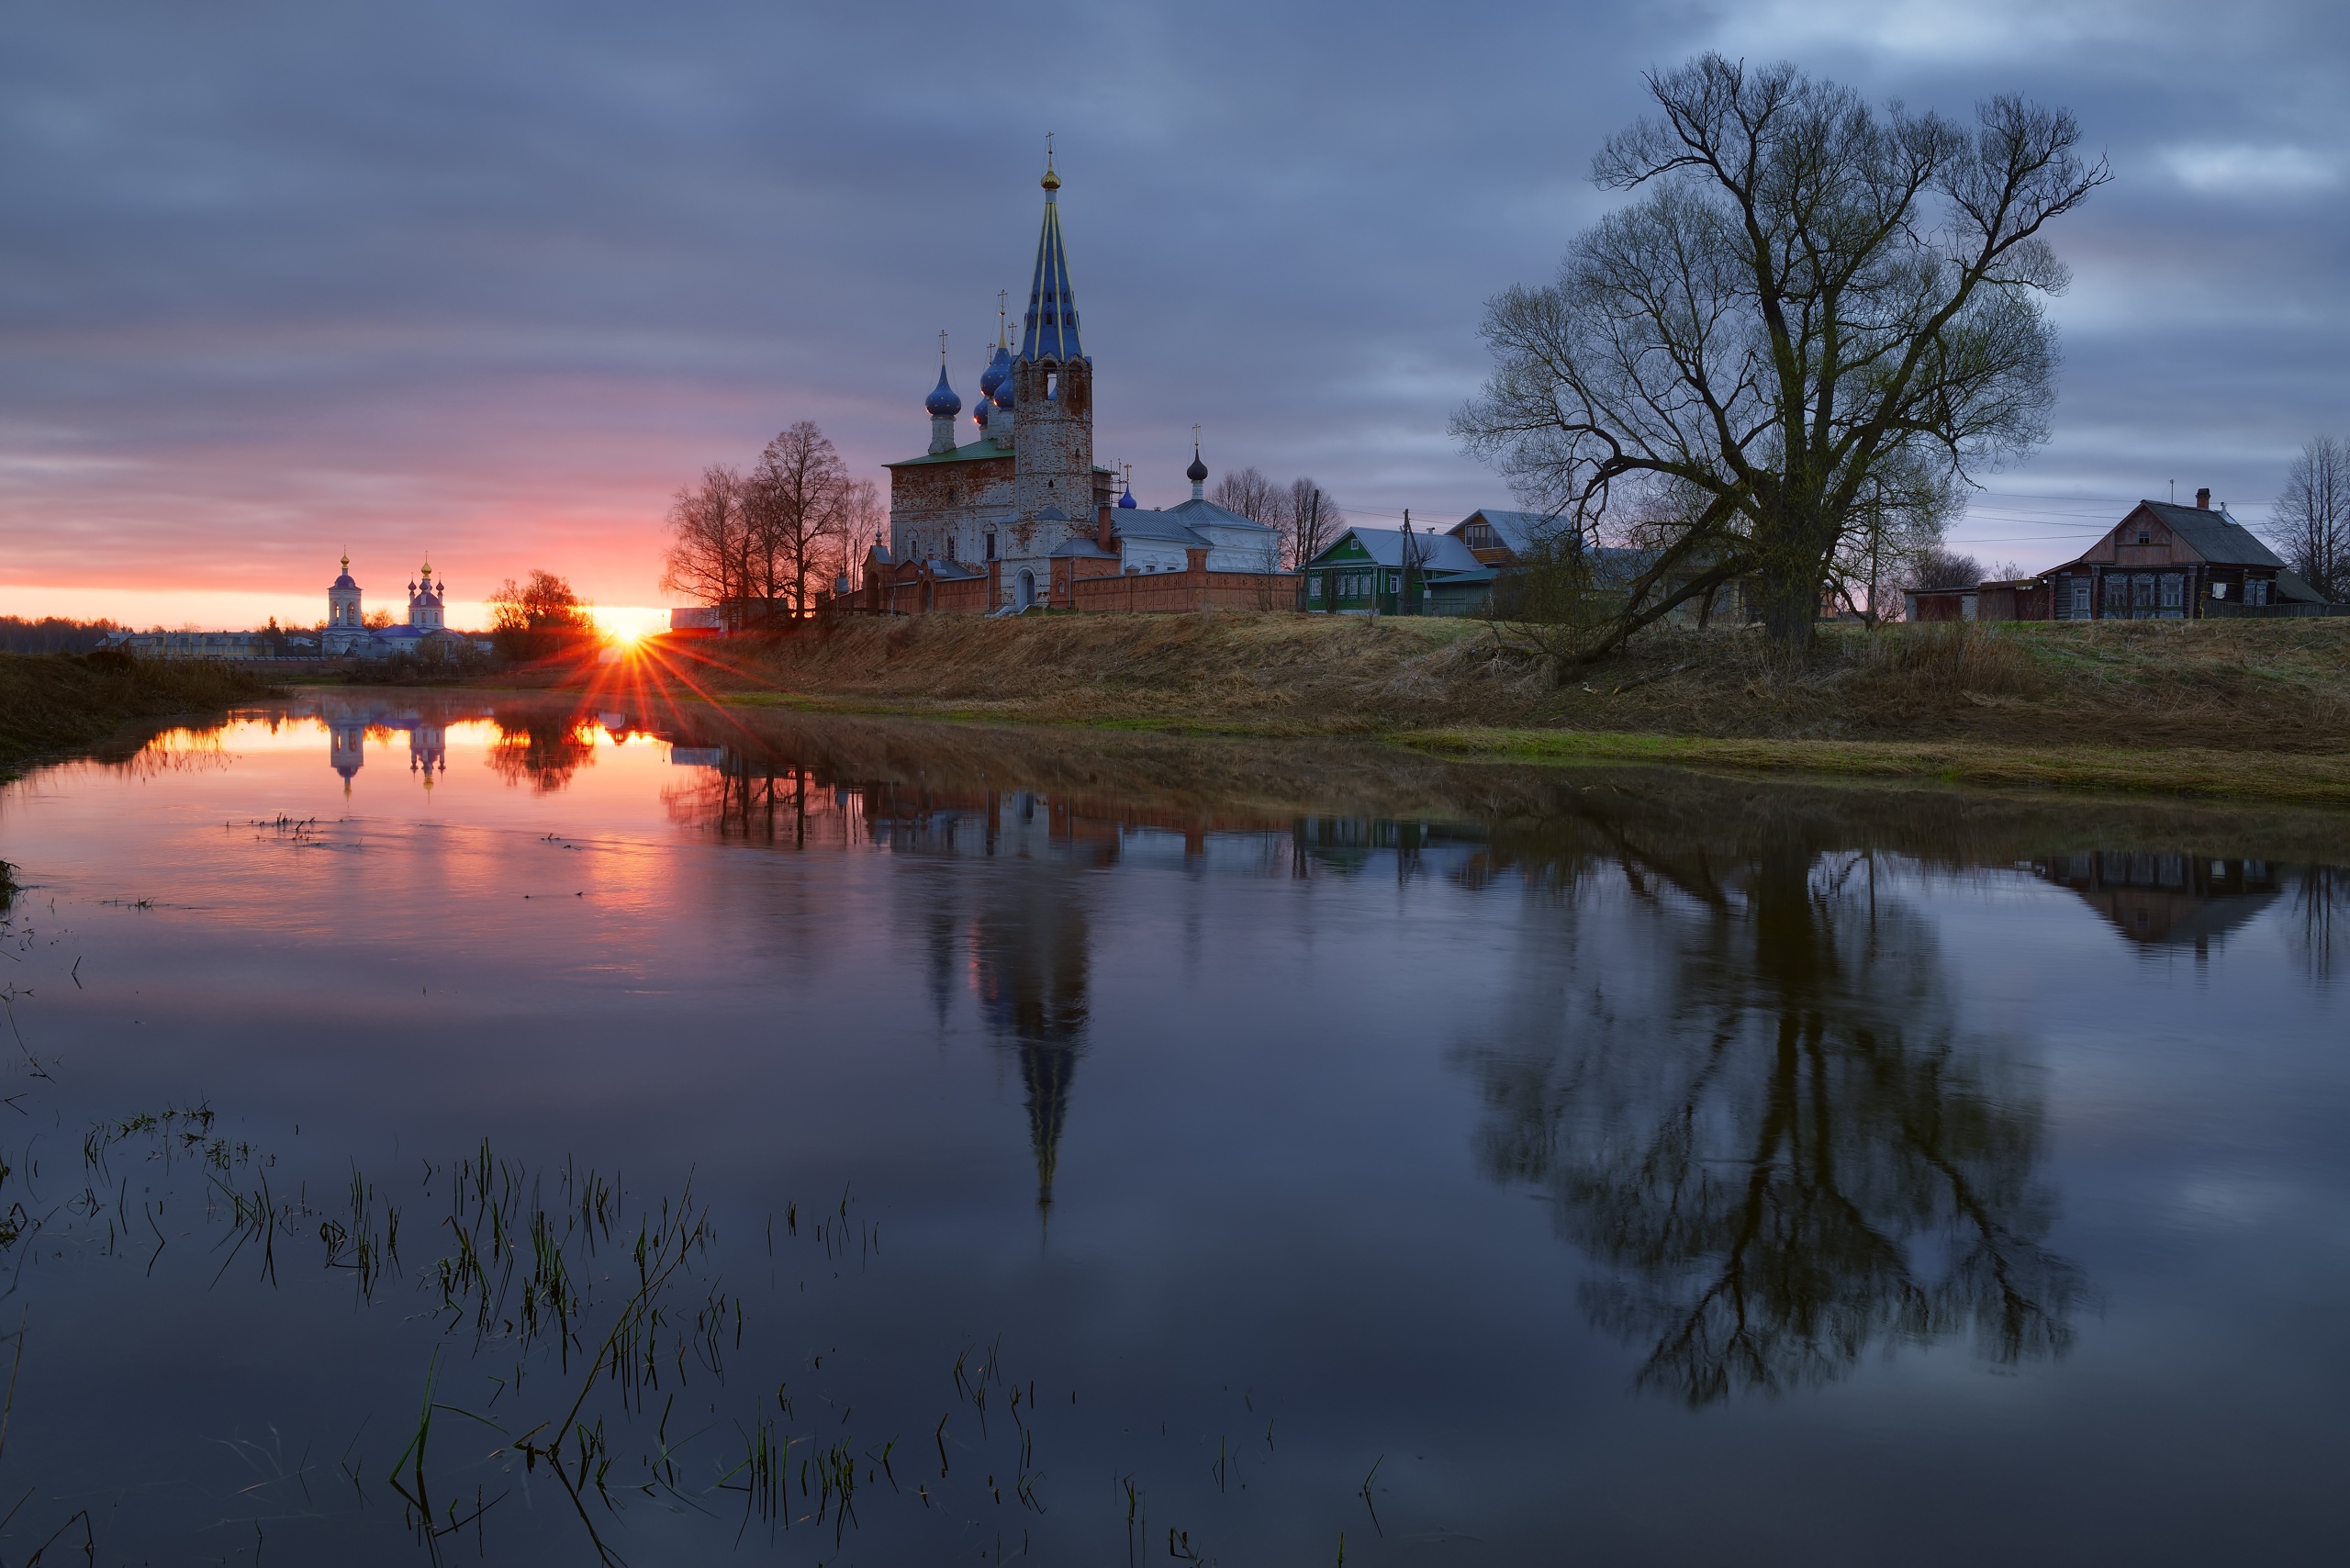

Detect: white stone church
[867, 153, 1286, 613]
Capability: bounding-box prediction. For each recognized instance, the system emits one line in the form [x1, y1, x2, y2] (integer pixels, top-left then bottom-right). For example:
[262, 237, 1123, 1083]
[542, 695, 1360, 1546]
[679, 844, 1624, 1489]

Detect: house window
[2249, 578, 2270, 607]
[1307, 577, 1322, 600]
[2160, 574, 2183, 610]
[2136, 528, 2152, 544]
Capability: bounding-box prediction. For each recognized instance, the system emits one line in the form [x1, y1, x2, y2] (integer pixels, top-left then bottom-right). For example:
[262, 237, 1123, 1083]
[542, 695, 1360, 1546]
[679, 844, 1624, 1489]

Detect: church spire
[1021, 141, 1081, 364]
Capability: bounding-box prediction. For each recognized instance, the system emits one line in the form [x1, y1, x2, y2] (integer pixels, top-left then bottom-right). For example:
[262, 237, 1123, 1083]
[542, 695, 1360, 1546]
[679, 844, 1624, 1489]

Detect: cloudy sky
[5, 0, 2345, 629]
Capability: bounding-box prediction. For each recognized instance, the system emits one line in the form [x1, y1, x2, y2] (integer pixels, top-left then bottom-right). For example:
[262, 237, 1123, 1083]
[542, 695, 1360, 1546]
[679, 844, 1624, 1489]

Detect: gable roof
[1307, 526, 1486, 574]
[2126, 501, 2288, 568]
[1451, 510, 1555, 554]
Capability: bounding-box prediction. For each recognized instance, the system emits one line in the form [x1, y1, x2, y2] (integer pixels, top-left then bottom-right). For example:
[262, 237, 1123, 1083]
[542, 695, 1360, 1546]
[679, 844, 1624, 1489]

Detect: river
[0, 690, 2344, 1564]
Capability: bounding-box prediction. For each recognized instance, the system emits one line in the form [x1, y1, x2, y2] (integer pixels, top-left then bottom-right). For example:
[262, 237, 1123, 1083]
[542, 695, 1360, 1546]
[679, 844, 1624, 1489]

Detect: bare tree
[744, 422, 869, 620]
[660, 465, 752, 615]
[1282, 478, 1343, 570]
[1209, 465, 1280, 524]
[1828, 460, 1964, 623]
[1908, 549, 1984, 590]
[2269, 435, 2349, 603]
[1454, 54, 2108, 663]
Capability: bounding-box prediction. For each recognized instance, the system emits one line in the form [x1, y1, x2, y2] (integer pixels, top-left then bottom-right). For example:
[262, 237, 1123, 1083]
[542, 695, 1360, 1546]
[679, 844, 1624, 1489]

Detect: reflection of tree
[486, 716, 597, 793]
[662, 759, 851, 845]
[2288, 866, 2349, 986]
[1462, 842, 2082, 1406]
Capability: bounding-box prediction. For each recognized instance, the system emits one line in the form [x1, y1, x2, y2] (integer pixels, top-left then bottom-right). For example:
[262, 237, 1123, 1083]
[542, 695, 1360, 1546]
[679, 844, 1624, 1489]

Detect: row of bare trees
[1206, 467, 1347, 569]
[662, 423, 882, 626]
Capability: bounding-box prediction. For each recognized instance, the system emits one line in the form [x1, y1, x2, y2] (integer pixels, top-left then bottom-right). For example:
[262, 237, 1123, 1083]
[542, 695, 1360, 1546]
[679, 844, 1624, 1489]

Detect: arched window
[984, 530, 997, 562]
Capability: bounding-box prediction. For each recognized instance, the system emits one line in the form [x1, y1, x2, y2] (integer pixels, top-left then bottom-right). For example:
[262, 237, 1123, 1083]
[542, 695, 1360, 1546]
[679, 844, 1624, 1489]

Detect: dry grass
[680, 612, 2350, 753]
[0, 652, 276, 782]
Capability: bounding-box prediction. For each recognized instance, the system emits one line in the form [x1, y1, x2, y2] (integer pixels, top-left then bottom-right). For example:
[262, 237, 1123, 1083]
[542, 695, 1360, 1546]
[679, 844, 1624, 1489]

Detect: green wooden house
[1302, 526, 1496, 616]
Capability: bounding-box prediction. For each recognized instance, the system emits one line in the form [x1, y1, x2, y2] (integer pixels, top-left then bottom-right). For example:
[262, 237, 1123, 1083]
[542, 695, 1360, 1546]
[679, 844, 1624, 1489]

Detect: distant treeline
[0, 616, 121, 655]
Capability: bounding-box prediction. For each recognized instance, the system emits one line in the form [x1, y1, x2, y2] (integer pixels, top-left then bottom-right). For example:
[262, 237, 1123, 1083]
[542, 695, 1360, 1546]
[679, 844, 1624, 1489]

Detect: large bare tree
[2269, 435, 2348, 603]
[660, 465, 751, 615]
[1454, 54, 2107, 657]
[744, 422, 874, 620]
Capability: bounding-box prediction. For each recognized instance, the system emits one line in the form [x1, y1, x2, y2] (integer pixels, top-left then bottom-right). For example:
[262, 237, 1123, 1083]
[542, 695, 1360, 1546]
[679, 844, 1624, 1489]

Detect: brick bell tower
[1010, 148, 1094, 547]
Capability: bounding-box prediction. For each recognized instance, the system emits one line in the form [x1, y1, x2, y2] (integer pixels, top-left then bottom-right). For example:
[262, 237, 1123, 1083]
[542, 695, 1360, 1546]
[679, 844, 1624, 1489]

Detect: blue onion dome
[1118, 484, 1137, 508]
[979, 344, 1012, 400]
[925, 365, 961, 419]
[994, 375, 1014, 409]
[1186, 446, 1209, 485]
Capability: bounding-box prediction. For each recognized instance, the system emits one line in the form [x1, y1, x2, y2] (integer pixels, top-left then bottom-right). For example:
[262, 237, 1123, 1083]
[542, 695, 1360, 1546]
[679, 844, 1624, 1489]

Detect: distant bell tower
[1011, 146, 1093, 533]
[327, 554, 363, 651]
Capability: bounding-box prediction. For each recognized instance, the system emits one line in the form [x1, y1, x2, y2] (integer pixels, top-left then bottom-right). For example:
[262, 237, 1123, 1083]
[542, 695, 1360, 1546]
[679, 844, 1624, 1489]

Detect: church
[857, 154, 1290, 616]
[322, 554, 485, 660]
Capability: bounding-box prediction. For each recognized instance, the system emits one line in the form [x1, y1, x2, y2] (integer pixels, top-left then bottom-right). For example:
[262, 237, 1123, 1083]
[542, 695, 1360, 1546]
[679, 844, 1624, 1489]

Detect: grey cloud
[4, 0, 2347, 596]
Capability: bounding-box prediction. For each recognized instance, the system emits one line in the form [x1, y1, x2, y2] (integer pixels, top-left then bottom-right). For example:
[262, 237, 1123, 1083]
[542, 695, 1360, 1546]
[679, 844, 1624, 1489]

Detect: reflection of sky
[0, 716, 2346, 1562]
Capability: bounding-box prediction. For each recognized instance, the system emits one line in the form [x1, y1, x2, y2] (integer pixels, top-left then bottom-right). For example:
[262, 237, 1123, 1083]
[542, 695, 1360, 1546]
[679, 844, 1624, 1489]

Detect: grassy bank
[629, 612, 2350, 806]
[0, 651, 275, 783]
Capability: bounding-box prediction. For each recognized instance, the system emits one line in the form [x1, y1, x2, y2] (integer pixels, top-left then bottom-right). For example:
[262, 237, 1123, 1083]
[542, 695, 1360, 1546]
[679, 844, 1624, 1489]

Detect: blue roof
[1307, 526, 1486, 574]
[925, 365, 962, 418]
[1021, 185, 1082, 363]
[1453, 510, 1556, 555]
[979, 343, 1012, 399]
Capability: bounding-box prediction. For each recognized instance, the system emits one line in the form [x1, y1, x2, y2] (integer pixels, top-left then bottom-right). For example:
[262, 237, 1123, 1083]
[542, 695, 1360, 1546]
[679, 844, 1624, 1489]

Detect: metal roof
[1021, 178, 1082, 363]
[1307, 526, 1487, 574]
[1161, 498, 1276, 534]
[885, 437, 1015, 469]
[1112, 510, 1209, 546]
[2132, 502, 2288, 568]
[1452, 509, 1556, 554]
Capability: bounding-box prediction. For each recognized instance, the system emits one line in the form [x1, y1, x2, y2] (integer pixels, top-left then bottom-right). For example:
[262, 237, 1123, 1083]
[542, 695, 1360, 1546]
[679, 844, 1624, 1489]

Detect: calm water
[0, 691, 2345, 1565]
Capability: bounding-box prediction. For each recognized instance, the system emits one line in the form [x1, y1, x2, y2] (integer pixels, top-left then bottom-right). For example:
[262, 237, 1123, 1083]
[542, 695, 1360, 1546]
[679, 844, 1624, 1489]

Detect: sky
[4, 0, 2346, 632]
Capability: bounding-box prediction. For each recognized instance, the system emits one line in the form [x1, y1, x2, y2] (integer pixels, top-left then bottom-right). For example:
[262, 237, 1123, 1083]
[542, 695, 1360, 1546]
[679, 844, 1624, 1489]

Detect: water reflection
[1456, 823, 2087, 1406]
[9, 696, 2350, 1561]
[486, 712, 598, 792]
[2035, 852, 2281, 951]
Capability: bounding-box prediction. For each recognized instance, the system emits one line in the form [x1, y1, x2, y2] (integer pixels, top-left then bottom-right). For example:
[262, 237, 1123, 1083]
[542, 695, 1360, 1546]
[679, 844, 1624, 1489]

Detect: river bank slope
[0, 652, 274, 784]
[630, 613, 2350, 805]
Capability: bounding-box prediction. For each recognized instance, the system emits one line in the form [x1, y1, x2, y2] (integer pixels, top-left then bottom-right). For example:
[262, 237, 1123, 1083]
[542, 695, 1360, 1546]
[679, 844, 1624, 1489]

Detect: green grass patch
[1392, 727, 2350, 807]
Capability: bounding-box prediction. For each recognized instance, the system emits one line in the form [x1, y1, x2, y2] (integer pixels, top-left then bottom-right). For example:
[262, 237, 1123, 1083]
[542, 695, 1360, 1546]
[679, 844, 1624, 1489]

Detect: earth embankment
[623, 612, 2350, 806]
[0, 651, 275, 783]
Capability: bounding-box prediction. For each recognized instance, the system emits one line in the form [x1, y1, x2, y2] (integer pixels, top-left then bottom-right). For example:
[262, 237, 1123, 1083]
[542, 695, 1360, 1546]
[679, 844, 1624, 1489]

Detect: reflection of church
[2035, 853, 2281, 952]
[884, 789, 1102, 1220]
[318, 698, 468, 793]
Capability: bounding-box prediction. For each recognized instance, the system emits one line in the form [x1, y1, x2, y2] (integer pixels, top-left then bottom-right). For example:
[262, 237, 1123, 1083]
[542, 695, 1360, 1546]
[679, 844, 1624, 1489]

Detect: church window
[985, 530, 997, 562]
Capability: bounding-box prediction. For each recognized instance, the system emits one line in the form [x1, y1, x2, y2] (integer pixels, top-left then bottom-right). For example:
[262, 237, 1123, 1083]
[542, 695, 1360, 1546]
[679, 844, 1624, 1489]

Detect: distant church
[860, 153, 1288, 615]
[322, 554, 482, 660]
